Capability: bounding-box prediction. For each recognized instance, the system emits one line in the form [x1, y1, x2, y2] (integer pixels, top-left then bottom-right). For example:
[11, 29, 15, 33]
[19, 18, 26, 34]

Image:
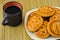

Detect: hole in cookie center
[43, 31, 45, 33]
[40, 27, 43, 28]
[54, 16, 56, 18]
[36, 21, 38, 23]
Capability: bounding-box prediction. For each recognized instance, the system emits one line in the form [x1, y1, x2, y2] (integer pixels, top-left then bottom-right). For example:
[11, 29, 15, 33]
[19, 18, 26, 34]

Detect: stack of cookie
[26, 6, 60, 39]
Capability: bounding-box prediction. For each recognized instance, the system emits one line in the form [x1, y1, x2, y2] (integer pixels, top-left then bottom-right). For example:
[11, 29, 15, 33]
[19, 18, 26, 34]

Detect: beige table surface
[0, 0, 60, 40]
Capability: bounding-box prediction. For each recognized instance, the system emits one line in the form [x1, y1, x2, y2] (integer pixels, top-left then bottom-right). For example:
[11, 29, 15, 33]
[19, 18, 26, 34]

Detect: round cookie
[28, 12, 37, 20]
[26, 13, 43, 32]
[49, 13, 60, 21]
[37, 6, 55, 17]
[47, 20, 60, 37]
[34, 21, 49, 38]
[53, 8, 60, 15]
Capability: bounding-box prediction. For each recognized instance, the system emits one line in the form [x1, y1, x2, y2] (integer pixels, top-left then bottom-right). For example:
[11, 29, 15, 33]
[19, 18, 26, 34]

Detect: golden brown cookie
[26, 13, 43, 32]
[37, 6, 55, 17]
[34, 21, 49, 38]
[33, 11, 50, 21]
[53, 8, 60, 15]
[28, 12, 36, 20]
[49, 13, 60, 21]
[47, 20, 60, 37]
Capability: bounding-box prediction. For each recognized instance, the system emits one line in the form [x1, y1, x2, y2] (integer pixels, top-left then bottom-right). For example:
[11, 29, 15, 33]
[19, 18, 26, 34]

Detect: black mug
[2, 1, 23, 26]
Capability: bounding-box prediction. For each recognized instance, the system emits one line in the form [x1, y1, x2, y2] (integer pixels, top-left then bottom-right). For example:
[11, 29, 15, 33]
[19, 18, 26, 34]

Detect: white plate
[24, 7, 60, 40]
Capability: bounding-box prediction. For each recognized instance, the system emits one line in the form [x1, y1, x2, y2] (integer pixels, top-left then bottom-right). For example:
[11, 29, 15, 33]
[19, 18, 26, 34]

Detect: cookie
[49, 13, 60, 21]
[34, 21, 49, 38]
[28, 12, 36, 20]
[26, 13, 43, 32]
[47, 20, 60, 37]
[53, 8, 60, 15]
[37, 6, 55, 17]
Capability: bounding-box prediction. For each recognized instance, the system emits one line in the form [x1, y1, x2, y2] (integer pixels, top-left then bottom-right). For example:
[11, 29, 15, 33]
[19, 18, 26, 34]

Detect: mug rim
[3, 1, 23, 10]
[3, 1, 23, 16]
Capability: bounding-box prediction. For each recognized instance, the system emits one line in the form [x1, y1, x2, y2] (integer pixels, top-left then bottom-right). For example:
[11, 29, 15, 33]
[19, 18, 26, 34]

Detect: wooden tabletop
[0, 0, 60, 40]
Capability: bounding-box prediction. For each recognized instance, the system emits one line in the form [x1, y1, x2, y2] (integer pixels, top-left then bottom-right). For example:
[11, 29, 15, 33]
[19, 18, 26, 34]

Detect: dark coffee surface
[5, 6, 20, 14]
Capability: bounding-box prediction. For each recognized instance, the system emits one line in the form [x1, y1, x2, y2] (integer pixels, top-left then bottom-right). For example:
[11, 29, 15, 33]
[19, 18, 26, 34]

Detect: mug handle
[2, 15, 8, 26]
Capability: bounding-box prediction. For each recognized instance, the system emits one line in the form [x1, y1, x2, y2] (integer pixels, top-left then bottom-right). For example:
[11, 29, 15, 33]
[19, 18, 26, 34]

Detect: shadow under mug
[2, 1, 23, 26]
